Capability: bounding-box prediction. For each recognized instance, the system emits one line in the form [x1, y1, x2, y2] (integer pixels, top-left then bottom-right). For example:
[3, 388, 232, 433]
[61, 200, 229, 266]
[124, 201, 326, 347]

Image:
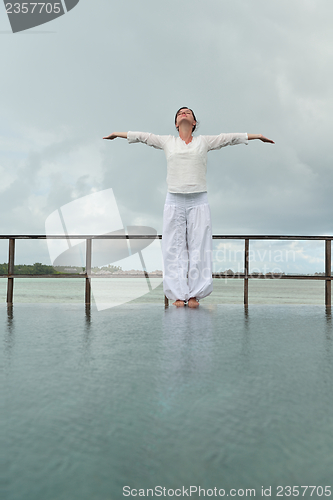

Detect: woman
[103, 107, 274, 308]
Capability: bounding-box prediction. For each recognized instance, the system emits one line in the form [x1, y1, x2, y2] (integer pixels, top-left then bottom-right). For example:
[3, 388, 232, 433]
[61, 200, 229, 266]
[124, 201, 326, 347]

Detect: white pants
[162, 192, 213, 302]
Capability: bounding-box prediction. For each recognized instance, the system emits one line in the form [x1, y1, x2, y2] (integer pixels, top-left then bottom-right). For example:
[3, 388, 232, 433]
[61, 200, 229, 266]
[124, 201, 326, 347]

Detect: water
[2, 302, 333, 500]
[0, 277, 327, 305]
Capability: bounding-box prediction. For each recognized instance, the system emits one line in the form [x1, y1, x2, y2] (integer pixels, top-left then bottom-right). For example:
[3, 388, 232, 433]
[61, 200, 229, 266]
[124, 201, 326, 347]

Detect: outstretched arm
[103, 132, 128, 140]
[247, 134, 274, 143]
[103, 131, 169, 150]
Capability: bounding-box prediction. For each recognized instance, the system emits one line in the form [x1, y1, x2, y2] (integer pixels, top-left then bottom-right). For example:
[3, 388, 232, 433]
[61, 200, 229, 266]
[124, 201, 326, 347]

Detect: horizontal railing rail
[1, 235, 331, 307]
[0, 235, 333, 240]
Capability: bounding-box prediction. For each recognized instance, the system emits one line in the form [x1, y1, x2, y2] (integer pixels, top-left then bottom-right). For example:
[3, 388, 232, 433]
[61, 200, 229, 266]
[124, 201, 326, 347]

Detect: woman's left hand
[259, 135, 275, 143]
[247, 134, 275, 143]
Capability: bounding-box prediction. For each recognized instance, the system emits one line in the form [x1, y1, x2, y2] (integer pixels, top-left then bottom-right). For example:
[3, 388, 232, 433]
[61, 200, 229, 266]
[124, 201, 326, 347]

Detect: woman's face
[175, 108, 196, 131]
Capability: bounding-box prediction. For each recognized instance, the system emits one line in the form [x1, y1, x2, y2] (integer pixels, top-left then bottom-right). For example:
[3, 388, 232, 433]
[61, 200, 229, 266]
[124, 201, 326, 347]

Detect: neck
[178, 123, 193, 144]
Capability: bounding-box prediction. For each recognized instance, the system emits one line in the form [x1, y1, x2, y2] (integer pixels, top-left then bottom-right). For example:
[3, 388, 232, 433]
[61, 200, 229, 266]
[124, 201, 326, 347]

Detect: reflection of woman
[104, 107, 274, 308]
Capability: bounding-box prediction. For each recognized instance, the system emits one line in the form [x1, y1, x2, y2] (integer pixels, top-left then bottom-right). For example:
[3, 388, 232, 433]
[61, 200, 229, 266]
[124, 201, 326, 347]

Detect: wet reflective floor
[2, 304, 333, 500]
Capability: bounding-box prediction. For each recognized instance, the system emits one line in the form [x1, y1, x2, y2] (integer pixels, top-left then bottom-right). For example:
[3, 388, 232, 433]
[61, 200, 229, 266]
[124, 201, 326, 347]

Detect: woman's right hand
[103, 132, 128, 140]
[103, 133, 118, 140]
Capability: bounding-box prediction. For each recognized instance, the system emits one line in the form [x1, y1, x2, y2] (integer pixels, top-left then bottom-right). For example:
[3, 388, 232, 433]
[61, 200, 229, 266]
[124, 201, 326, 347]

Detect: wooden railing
[0, 235, 332, 307]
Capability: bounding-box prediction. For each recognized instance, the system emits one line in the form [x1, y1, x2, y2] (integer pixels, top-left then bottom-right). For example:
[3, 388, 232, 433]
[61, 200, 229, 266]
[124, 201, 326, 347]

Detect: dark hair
[175, 107, 198, 133]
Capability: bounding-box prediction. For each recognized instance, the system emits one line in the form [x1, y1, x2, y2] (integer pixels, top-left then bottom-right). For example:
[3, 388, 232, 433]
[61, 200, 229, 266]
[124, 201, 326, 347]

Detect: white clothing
[127, 131, 248, 193]
[128, 130, 247, 301]
[162, 192, 213, 302]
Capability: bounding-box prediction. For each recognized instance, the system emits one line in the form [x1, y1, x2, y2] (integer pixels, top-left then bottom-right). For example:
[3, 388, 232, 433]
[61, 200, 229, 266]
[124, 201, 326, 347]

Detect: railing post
[244, 238, 249, 306]
[325, 239, 331, 307]
[7, 238, 15, 305]
[85, 238, 92, 306]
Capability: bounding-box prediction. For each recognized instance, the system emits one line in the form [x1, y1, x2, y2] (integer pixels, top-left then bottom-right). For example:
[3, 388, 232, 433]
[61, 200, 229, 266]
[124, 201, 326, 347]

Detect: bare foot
[173, 300, 185, 307]
[188, 297, 199, 308]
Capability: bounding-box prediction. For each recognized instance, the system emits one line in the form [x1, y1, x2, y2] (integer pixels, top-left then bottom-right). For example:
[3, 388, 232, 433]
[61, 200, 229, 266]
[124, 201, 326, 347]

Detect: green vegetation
[0, 262, 60, 275]
[0, 263, 122, 275]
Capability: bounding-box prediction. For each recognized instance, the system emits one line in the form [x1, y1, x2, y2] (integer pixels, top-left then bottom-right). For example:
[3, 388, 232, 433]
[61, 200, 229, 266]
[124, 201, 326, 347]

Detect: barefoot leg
[172, 300, 185, 307]
[188, 297, 199, 308]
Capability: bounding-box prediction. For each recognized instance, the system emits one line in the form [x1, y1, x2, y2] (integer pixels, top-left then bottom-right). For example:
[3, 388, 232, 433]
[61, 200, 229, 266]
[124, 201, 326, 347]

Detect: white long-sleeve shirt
[127, 131, 248, 193]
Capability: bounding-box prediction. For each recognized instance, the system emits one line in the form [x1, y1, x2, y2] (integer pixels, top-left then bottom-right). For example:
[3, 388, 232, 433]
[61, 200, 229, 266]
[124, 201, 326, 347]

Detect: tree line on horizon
[0, 263, 122, 275]
[0, 262, 66, 275]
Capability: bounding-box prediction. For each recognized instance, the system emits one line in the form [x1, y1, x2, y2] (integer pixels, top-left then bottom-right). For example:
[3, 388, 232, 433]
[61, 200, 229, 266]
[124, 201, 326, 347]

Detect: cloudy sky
[0, 0, 332, 273]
